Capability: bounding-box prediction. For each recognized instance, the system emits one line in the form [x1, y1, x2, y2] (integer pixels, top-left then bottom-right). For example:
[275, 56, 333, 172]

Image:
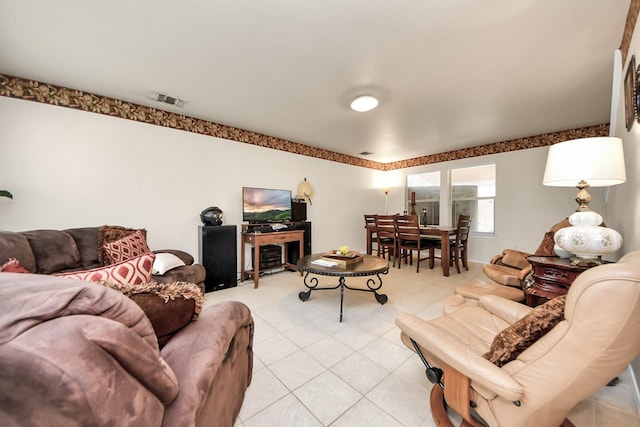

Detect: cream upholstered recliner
[454, 219, 572, 303]
[453, 249, 530, 303]
[482, 249, 532, 288]
[396, 250, 640, 427]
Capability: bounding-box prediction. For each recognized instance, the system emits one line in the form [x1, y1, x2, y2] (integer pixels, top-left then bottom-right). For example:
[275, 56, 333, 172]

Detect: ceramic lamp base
[554, 210, 622, 264]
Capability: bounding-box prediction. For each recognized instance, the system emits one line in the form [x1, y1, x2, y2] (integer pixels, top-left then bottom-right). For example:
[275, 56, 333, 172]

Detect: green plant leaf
[0, 190, 13, 199]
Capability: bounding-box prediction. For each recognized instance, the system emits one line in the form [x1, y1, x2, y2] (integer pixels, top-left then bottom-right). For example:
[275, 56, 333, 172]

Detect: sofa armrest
[482, 264, 523, 287]
[151, 250, 206, 294]
[500, 249, 531, 269]
[152, 264, 206, 287]
[478, 295, 532, 324]
[490, 249, 531, 268]
[484, 250, 532, 288]
[0, 315, 177, 426]
[153, 249, 194, 266]
[517, 265, 532, 282]
[161, 301, 254, 427]
[489, 252, 505, 265]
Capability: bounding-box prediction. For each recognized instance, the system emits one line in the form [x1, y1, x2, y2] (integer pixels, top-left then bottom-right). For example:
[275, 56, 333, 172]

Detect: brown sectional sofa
[0, 227, 254, 426]
[0, 273, 254, 427]
[0, 226, 206, 291]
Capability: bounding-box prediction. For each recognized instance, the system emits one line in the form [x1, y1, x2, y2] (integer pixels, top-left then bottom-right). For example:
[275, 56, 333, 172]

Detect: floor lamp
[383, 188, 390, 215]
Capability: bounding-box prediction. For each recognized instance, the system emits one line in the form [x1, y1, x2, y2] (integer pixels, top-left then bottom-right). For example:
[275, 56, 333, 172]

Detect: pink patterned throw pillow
[55, 252, 155, 285]
[103, 230, 150, 264]
[0, 257, 30, 273]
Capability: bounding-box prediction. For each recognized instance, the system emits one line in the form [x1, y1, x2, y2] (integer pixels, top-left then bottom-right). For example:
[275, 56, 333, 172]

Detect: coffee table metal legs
[298, 272, 388, 322]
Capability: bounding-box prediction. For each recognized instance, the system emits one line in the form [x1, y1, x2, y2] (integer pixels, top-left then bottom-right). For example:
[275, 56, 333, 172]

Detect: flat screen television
[242, 187, 292, 223]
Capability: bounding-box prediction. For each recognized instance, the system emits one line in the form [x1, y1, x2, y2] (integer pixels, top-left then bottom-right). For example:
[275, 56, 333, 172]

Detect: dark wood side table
[524, 256, 591, 306]
[240, 229, 304, 289]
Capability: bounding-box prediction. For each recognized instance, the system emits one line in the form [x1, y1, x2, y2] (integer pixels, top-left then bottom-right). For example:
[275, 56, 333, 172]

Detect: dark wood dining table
[420, 226, 457, 276]
[365, 224, 457, 276]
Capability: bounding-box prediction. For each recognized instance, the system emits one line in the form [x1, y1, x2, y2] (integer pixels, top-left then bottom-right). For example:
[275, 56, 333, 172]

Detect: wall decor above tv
[242, 187, 292, 223]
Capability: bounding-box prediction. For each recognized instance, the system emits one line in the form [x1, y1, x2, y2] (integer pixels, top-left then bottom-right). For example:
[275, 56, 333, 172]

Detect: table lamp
[543, 137, 626, 264]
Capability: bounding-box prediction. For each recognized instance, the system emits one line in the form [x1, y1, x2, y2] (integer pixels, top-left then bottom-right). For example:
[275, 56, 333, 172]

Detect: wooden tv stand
[240, 224, 304, 288]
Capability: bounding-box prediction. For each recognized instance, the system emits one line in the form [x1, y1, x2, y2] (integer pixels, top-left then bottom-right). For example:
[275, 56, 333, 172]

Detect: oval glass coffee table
[297, 253, 389, 322]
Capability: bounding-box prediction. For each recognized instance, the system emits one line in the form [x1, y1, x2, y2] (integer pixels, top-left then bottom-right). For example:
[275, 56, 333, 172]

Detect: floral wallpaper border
[386, 123, 609, 170]
[0, 73, 381, 169]
[0, 73, 609, 171]
[620, 0, 640, 64]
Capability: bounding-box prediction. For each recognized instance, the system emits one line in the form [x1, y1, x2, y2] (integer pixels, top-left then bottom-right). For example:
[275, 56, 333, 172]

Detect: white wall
[607, 18, 640, 406]
[0, 96, 379, 273]
[0, 95, 612, 273]
[610, 50, 640, 257]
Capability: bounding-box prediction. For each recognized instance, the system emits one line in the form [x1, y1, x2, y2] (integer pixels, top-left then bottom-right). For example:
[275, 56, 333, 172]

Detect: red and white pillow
[103, 230, 150, 265]
[0, 257, 30, 273]
[55, 252, 155, 285]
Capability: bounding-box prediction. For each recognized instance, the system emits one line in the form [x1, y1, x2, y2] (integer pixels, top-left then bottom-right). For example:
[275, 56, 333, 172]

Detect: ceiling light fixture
[350, 95, 378, 112]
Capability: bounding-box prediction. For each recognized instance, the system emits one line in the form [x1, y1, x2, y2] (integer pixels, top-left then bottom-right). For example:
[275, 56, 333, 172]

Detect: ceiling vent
[153, 93, 184, 107]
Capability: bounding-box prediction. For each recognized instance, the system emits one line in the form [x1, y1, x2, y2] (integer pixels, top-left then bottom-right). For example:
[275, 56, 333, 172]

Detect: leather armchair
[396, 251, 640, 427]
[453, 249, 530, 303]
[483, 249, 532, 288]
[481, 219, 572, 290]
[454, 220, 573, 304]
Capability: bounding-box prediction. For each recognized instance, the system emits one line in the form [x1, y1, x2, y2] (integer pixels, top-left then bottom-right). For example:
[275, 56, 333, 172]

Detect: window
[406, 164, 496, 233]
[451, 164, 495, 233]
[407, 171, 440, 226]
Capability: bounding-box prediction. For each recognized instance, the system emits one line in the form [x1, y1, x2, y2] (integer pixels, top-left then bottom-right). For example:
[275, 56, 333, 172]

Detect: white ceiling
[0, 1, 631, 163]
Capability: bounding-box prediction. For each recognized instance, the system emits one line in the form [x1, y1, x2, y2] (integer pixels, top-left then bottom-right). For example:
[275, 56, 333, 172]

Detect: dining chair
[451, 214, 472, 273]
[373, 214, 397, 263]
[429, 214, 472, 274]
[364, 214, 378, 255]
[395, 214, 436, 272]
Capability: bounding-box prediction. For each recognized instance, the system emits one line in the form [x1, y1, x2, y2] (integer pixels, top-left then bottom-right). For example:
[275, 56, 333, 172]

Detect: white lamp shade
[543, 137, 626, 187]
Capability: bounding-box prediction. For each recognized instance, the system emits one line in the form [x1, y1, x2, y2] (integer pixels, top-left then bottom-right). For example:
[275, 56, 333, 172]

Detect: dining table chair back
[451, 214, 472, 273]
[374, 214, 397, 263]
[428, 214, 472, 274]
[396, 214, 435, 272]
[364, 214, 378, 255]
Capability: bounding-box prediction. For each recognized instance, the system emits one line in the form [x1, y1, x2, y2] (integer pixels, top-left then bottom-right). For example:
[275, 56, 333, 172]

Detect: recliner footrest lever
[410, 338, 444, 388]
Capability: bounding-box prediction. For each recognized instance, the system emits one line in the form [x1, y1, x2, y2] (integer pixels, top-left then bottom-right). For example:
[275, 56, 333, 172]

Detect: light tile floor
[204, 260, 640, 427]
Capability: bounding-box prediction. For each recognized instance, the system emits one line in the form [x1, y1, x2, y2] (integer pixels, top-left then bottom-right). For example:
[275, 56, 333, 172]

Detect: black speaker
[286, 221, 312, 264]
[199, 225, 237, 292]
[291, 200, 307, 222]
